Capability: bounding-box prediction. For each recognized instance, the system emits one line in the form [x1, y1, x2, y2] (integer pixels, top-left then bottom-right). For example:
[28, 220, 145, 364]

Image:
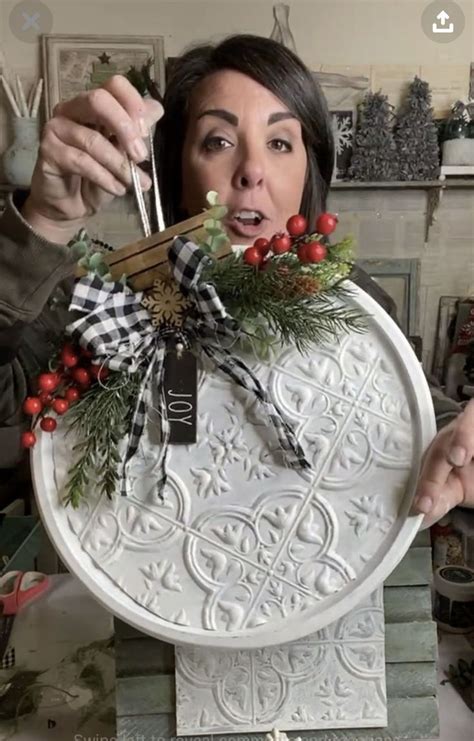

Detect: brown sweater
[0, 189, 461, 471]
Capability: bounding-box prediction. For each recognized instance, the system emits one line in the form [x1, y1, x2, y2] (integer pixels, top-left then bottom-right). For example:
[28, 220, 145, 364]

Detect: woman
[0, 34, 472, 527]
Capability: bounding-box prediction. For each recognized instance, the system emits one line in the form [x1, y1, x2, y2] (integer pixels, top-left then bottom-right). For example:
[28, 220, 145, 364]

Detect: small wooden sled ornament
[76, 209, 233, 291]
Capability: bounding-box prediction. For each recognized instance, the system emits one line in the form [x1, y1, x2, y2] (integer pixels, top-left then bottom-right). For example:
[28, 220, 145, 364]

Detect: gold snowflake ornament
[141, 276, 191, 328]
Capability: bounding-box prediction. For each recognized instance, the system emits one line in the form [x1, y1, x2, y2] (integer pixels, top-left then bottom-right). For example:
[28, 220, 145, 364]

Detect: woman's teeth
[235, 210, 263, 225]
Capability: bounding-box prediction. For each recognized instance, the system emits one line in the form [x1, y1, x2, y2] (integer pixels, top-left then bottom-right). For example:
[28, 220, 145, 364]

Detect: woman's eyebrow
[197, 109, 238, 125]
[196, 109, 296, 126]
[268, 112, 297, 125]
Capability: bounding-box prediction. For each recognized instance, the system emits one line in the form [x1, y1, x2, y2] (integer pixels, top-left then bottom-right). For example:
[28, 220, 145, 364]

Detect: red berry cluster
[21, 342, 109, 449]
[243, 212, 338, 268]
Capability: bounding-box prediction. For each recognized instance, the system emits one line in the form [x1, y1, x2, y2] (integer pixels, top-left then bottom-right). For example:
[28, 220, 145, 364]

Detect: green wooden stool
[114, 529, 439, 740]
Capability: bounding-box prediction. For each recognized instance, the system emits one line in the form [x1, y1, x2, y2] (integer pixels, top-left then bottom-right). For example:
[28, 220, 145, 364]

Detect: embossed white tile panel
[32, 284, 435, 648]
[176, 588, 387, 735]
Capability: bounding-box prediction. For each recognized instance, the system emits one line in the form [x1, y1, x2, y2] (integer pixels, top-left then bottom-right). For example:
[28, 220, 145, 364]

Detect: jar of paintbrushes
[1, 74, 43, 187]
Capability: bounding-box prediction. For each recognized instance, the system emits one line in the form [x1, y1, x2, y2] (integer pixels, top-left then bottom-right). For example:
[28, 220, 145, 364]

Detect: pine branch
[63, 372, 142, 508]
[202, 252, 366, 356]
[235, 294, 366, 355]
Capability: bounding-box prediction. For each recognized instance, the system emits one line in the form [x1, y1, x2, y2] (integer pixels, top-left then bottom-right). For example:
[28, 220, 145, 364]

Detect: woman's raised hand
[21, 75, 164, 242]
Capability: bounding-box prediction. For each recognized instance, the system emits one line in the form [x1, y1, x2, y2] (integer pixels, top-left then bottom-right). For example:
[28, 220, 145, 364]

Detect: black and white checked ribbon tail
[65, 239, 311, 502]
[169, 237, 311, 471]
[199, 340, 310, 470]
[1, 646, 15, 670]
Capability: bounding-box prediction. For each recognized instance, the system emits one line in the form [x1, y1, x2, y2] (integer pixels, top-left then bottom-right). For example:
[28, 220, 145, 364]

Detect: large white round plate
[32, 282, 435, 648]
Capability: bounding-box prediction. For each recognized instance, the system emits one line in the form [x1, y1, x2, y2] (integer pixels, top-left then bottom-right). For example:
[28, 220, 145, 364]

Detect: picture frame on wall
[41, 34, 166, 119]
[356, 258, 420, 338]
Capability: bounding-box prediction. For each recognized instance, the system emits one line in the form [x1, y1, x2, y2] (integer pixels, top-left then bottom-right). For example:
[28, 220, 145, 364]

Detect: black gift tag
[163, 346, 197, 443]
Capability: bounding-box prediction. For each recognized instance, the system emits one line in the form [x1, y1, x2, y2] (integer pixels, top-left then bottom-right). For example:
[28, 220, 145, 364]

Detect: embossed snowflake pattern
[209, 426, 248, 466]
[140, 559, 183, 594]
[189, 412, 215, 452]
[286, 383, 312, 414]
[291, 705, 313, 723]
[225, 397, 263, 427]
[191, 465, 231, 498]
[345, 495, 394, 537]
[243, 448, 275, 481]
[210, 522, 251, 551]
[140, 276, 191, 328]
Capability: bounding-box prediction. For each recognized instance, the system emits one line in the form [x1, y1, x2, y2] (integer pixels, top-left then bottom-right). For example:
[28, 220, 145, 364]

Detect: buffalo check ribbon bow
[66, 236, 311, 501]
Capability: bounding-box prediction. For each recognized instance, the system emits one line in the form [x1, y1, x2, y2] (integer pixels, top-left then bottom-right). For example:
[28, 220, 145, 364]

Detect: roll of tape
[433, 565, 474, 633]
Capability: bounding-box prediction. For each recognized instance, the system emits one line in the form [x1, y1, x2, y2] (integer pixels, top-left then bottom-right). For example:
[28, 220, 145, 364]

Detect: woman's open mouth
[226, 210, 268, 239]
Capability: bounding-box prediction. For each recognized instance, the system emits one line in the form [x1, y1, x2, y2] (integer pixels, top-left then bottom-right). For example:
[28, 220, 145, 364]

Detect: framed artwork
[356, 258, 420, 338]
[330, 109, 354, 181]
[41, 34, 166, 119]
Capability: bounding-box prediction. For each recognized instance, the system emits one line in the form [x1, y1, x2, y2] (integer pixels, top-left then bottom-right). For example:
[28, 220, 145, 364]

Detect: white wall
[1, 0, 473, 73]
[1, 0, 473, 155]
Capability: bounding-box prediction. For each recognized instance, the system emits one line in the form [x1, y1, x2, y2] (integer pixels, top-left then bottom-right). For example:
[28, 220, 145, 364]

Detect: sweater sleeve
[0, 190, 76, 467]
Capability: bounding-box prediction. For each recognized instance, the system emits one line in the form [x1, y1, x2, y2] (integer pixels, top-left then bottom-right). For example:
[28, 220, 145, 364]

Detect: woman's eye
[203, 136, 232, 152]
[269, 138, 292, 152]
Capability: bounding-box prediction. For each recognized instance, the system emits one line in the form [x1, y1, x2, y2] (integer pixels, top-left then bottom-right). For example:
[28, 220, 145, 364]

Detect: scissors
[0, 571, 50, 662]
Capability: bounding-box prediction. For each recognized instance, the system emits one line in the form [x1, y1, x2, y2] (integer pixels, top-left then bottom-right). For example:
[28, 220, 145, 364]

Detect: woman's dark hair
[155, 34, 334, 228]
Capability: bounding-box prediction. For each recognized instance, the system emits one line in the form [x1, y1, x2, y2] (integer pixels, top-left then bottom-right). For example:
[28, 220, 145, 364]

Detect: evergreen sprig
[63, 371, 142, 508]
[202, 251, 366, 355]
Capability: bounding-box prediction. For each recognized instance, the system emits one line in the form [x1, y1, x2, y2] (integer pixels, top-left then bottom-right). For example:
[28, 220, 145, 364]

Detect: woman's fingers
[101, 74, 151, 136]
[102, 75, 164, 135]
[447, 399, 474, 467]
[412, 429, 453, 515]
[411, 401, 474, 529]
[53, 75, 164, 165]
[417, 470, 465, 530]
[41, 127, 129, 197]
[46, 116, 152, 191]
[54, 85, 148, 164]
[29, 74, 164, 226]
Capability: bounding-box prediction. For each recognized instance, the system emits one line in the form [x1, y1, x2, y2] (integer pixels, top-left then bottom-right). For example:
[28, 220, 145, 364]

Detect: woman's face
[181, 70, 308, 244]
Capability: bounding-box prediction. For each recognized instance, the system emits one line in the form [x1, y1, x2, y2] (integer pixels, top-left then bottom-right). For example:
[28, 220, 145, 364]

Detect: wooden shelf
[330, 176, 474, 243]
[3, 179, 474, 193]
[331, 178, 474, 189]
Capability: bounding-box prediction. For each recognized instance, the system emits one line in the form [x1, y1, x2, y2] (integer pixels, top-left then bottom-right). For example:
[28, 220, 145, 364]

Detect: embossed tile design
[175, 588, 387, 735]
[33, 288, 434, 647]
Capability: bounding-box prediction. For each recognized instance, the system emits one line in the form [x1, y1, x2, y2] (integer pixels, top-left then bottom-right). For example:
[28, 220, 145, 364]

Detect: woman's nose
[232, 149, 265, 189]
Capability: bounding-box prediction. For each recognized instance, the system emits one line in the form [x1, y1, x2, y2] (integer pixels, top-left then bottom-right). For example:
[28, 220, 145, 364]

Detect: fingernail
[138, 117, 149, 138]
[140, 174, 152, 191]
[413, 496, 433, 514]
[130, 138, 148, 162]
[113, 182, 127, 196]
[448, 445, 467, 467]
